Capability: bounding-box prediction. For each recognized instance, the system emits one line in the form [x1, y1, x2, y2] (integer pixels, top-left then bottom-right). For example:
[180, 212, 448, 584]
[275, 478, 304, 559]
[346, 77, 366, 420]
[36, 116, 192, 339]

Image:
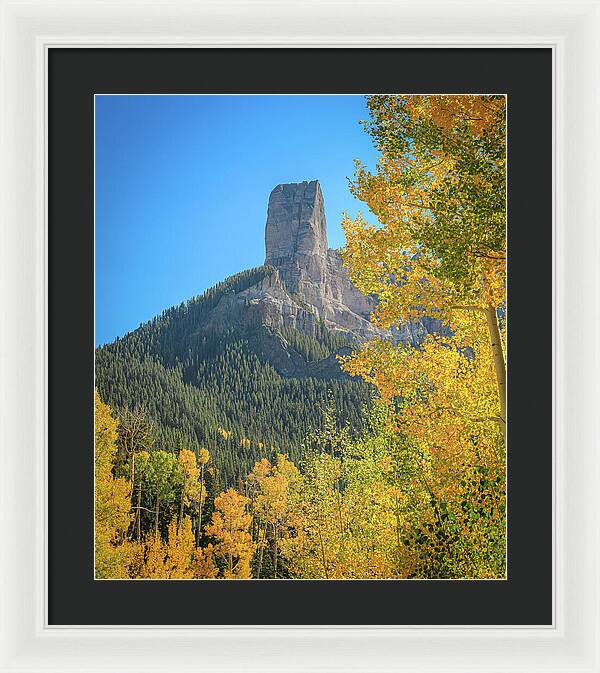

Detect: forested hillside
[96, 266, 373, 487]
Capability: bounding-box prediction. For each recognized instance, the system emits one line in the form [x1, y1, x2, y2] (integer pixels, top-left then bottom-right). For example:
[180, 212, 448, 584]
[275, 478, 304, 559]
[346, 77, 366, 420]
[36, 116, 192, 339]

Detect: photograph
[94, 93, 507, 580]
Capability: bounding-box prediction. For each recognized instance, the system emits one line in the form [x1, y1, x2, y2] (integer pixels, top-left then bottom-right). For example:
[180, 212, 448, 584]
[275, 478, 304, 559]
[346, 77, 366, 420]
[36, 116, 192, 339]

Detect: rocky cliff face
[265, 180, 328, 263]
[263, 181, 378, 341]
[205, 180, 439, 374]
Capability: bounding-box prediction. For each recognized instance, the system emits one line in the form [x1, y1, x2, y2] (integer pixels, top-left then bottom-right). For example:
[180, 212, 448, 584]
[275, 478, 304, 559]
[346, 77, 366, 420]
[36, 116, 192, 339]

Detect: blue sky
[95, 95, 379, 346]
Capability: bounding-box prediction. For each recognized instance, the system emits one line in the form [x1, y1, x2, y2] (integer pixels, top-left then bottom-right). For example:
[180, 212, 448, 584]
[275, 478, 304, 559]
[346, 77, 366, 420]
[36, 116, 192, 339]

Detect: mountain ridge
[181, 179, 437, 351]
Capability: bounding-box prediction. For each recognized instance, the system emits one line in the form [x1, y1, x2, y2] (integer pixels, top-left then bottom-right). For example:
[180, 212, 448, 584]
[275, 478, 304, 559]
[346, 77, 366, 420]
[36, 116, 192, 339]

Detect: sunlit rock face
[265, 180, 328, 263]
[263, 180, 378, 340]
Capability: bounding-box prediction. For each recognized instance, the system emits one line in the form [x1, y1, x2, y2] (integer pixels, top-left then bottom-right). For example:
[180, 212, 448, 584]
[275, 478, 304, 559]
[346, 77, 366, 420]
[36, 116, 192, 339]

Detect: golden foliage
[280, 424, 403, 579]
[341, 94, 506, 426]
[139, 516, 196, 579]
[343, 94, 506, 321]
[206, 488, 255, 579]
[178, 448, 201, 511]
[247, 454, 304, 578]
[193, 544, 219, 579]
[94, 390, 134, 579]
[336, 94, 507, 578]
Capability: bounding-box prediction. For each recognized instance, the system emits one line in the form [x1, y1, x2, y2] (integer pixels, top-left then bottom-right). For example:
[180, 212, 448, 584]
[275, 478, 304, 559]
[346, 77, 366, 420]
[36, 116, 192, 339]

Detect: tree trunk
[129, 452, 136, 514]
[136, 482, 142, 541]
[154, 495, 160, 540]
[336, 481, 344, 534]
[273, 522, 278, 579]
[317, 521, 329, 579]
[196, 464, 205, 547]
[394, 495, 402, 562]
[256, 525, 266, 579]
[484, 306, 507, 429]
[178, 486, 185, 530]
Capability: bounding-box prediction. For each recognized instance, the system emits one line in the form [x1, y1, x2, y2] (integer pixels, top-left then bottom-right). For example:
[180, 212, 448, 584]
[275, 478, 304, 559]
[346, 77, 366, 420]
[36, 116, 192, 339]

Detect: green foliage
[404, 463, 506, 579]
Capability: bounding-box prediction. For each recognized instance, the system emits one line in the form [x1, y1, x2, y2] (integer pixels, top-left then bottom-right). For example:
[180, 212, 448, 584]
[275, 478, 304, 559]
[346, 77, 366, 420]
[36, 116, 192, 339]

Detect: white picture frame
[1, 0, 598, 671]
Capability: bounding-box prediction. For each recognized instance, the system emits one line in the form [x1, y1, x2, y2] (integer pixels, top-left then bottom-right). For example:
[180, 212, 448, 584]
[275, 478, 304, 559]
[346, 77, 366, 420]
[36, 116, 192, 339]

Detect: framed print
[1, 1, 599, 672]
[48, 47, 549, 625]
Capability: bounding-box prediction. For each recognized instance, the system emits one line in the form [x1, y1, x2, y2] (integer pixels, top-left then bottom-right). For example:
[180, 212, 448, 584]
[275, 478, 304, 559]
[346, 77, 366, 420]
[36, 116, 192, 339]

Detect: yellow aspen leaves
[94, 390, 134, 579]
[205, 488, 255, 579]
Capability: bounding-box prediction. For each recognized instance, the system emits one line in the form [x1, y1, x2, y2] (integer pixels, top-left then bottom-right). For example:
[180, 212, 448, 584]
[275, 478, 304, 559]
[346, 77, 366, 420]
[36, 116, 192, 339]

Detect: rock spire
[265, 180, 328, 263]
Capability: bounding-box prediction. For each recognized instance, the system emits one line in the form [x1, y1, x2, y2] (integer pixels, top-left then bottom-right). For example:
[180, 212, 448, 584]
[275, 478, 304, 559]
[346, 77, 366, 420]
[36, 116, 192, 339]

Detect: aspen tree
[177, 449, 200, 529]
[196, 448, 210, 545]
[94, 390, 133, 578]
[342, 95, 506, 427]
[205, 488, 255, 579]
